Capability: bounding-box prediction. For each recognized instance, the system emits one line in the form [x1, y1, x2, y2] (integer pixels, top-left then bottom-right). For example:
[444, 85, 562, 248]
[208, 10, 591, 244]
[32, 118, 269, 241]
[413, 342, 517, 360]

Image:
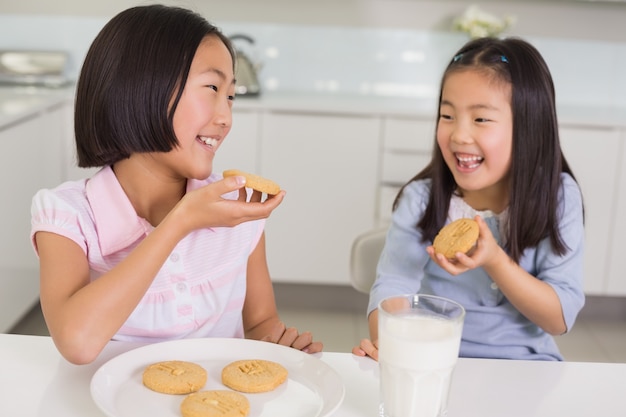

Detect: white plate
[90, 338, 345, 417]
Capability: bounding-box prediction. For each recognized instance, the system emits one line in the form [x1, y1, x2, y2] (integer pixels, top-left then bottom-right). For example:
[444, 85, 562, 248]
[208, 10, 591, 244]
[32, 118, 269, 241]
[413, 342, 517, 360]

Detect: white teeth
[200, 136, 218, 147]
[457, 155, 483, 162]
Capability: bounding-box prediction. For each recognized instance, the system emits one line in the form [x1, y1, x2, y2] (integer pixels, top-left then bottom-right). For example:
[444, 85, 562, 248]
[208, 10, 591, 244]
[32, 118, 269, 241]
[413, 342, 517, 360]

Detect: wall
[1, 0, 625, 108]
[2, 0, 626, 43]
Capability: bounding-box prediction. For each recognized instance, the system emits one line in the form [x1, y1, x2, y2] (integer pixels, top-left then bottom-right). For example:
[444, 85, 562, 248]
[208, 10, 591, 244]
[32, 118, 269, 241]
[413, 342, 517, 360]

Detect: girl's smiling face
[153, 34, 235, 181]
[437, 69, 513, 212]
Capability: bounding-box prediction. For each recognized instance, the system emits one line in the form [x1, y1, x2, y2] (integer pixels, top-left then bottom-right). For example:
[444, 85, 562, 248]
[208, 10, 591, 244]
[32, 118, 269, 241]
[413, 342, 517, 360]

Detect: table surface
[1, 333, 625, 416]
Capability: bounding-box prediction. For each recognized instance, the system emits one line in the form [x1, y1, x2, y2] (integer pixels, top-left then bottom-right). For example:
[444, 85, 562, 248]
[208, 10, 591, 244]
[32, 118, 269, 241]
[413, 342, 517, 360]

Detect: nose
[450, 122, 473, 145]
[214, 98, 232, 129]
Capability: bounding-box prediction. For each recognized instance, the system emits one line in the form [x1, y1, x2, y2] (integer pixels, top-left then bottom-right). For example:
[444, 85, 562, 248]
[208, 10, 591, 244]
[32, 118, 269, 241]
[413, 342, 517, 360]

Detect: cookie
[432, 218, 479, 259]
[221, 359, 288, 393]
[180, 390, 250, 417]
[223, 169, 281, 195]
[142, 360, 207, 394]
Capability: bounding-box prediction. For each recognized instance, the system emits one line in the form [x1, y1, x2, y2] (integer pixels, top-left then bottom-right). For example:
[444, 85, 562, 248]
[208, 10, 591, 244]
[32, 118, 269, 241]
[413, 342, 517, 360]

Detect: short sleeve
[31, 184, 90, 256]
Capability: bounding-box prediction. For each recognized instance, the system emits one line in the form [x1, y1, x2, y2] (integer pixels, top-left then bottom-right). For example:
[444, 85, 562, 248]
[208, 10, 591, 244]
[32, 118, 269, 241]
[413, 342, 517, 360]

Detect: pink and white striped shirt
[30, 166, 264, 343]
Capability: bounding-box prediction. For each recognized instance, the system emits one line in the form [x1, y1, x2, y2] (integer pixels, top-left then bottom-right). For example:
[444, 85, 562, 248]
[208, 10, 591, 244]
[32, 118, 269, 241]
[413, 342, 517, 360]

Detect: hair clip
[453, 53, 463, 62]
[500, 55, 509, 63]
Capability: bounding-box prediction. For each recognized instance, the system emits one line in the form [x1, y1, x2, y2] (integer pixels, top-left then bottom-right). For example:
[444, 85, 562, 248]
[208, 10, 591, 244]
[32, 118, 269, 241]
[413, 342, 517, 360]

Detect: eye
[475, 117, 491, 123]
[439, 113, 453, 121]
[206, 85, 218, 92]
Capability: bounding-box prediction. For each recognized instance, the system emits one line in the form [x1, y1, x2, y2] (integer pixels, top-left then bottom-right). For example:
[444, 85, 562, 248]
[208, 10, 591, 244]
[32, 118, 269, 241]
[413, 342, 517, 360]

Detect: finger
[226, 191, 286, 223]
[289, 331, 314, 351]
[475, 215, 492, 240]
[358, 338, 379, 361]
[352, 346, 366, 356]
[276, 327, 299, 347]
[262, 321, 286, 344]
[249, 189, 262, 203]
[237, 187, 247, 202]
[209, 175, 247, 201]
[302, 341, 323, 354]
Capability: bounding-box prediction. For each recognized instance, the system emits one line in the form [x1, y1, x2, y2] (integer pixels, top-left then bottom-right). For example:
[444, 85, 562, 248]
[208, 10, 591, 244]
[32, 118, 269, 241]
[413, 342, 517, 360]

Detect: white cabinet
[212, 109, 260, 175]
[260, 112, 380, 285]
[560, 125, 621, 295]
[378, 116, 435, 224]
[607, 130, 626, 295]
[0, 104, 66, 332]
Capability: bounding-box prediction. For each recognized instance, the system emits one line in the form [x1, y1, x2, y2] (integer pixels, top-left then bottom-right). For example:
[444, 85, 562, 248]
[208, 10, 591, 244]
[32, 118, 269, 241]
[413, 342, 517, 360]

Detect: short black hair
[75, 5, 234, 167]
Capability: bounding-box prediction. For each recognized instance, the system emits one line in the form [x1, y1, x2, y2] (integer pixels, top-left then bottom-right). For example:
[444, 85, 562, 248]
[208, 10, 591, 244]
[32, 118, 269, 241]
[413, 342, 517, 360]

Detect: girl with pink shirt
[30, 5, 322, 365]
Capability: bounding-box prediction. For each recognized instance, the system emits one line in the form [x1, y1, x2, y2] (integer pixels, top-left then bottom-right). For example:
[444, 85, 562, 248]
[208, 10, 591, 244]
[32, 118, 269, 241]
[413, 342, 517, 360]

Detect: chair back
[349, 228, 387, 293]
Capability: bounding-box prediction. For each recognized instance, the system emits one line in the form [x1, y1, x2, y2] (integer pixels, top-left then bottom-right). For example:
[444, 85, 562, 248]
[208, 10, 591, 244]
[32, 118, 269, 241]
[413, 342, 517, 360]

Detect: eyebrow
[440, 99, 500, 111]
[200, 67, 236, 85]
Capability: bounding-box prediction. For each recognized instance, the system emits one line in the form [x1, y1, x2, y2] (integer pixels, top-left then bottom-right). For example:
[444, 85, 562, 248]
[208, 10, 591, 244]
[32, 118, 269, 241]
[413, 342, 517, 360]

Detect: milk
[379, 312, 463, 417]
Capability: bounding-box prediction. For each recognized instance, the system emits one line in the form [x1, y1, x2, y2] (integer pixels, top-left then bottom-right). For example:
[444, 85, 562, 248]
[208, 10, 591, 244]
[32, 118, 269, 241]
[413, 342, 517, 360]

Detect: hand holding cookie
[223, 169, 281, 196]
[428, 216, 504, 275]
[432, 218, 479, 260]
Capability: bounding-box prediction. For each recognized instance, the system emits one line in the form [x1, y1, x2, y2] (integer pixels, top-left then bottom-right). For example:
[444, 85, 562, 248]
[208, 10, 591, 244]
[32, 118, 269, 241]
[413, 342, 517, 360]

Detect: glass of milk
[378, 294, 465, 417]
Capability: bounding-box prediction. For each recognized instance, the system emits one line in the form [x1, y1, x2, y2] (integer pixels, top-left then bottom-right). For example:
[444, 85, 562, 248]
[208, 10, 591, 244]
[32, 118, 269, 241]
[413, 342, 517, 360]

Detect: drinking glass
[378, 294, 465, 417]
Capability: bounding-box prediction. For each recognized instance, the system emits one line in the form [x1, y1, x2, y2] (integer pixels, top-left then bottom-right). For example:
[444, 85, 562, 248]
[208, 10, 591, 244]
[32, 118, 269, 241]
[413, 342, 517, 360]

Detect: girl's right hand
[352, 338, 379, 361]
[174, 175, 286, 232]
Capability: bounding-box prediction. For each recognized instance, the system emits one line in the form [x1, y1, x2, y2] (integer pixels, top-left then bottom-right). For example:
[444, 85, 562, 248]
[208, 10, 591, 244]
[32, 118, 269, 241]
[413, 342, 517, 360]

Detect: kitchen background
[2, 0, 626, 362]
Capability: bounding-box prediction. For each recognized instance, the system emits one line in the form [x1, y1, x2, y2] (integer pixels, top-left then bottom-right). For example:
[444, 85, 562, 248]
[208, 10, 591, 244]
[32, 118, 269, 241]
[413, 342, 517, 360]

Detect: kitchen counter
[2, 85, 625, 131]
[0, 85, 73, 129]
[235, 92, 626, 129]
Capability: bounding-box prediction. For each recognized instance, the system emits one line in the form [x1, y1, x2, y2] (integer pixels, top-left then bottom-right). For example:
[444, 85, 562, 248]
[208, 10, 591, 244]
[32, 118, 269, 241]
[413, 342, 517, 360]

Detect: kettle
[229, 34, 261, 96]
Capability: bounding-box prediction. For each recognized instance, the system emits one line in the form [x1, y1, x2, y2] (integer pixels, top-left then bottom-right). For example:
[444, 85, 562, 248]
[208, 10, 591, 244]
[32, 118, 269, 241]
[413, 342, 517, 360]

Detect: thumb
[216, 175, 247, 195]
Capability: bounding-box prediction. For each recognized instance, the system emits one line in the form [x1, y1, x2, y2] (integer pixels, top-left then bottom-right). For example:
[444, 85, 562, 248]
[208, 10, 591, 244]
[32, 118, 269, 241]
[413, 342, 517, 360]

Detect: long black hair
[394, 37, 581, 262]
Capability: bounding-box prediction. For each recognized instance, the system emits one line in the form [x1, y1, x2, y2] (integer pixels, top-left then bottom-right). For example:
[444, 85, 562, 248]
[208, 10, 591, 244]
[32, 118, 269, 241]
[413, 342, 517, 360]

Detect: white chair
[349, 228, 387, 294]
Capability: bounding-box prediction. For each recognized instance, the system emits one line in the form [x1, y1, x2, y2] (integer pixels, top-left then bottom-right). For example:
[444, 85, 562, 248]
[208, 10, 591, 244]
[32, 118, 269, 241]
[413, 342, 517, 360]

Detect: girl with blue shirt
[353, 37, 585, 361]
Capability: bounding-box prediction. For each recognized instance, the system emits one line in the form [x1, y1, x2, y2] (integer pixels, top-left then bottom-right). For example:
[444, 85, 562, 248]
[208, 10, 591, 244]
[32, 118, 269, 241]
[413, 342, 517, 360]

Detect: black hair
[394, 37, 582, 262]
[75, 4, 235, 167]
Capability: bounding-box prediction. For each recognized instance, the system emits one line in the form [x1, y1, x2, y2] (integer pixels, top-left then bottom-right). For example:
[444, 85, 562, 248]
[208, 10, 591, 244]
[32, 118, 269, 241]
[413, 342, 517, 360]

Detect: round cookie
[221, 359, 288, 393]
[432, 218, 479, 260]
[180, 390, 250, 417]
[142, 360, 207, 394]
[223, 169, 281, 195]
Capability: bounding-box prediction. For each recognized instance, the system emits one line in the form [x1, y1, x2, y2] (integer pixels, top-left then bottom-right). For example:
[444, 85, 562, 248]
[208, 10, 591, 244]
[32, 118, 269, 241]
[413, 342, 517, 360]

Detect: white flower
[453, 5, 516, 39]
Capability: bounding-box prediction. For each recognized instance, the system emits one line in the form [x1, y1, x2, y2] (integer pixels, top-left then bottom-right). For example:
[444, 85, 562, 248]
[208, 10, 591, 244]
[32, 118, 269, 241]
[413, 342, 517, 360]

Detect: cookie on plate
[221, 359, 288, 393]
[432, 218, 479, 260]
[223, 169, 281, 195]
[142, 360, 207, 394]
[180, 390, 250, 417]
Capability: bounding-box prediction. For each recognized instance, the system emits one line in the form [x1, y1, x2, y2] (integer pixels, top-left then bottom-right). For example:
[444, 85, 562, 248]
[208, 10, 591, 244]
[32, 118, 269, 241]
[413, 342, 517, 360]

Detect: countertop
[2, 85, 625, 130]
[2, 333, 626, 417]
[235, 92, 626, 129]
[0, 85, 73, 128]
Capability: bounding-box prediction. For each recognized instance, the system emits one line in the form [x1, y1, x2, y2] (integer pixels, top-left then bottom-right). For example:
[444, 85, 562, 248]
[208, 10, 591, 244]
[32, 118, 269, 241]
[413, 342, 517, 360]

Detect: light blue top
[368, 174, 585, 361]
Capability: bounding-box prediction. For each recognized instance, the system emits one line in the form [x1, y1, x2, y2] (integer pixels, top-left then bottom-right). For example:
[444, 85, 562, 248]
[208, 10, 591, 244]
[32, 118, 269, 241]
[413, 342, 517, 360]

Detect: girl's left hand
[260, 321, 324, 354]
[426, 215, 502, 275]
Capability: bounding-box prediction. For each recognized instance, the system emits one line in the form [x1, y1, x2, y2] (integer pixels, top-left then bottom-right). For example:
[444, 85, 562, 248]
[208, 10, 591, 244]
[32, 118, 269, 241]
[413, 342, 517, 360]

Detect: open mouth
[455, 153, 483, 169]
[197, 136, 218, 150]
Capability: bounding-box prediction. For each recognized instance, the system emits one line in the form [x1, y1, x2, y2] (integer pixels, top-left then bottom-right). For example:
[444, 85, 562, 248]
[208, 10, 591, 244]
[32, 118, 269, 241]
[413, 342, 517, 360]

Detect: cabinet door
[212, 109, 259, 175]
[260, 112, 380, 285]
[560, 126, 621, 295]
[607, 131, 626, 295]
[379, 117, 435, 223]
[0, 108, 64, 331]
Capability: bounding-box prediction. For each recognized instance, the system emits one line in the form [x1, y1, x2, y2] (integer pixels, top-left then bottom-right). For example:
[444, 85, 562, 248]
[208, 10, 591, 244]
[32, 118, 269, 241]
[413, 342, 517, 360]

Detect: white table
[1, 333, 625, 416]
